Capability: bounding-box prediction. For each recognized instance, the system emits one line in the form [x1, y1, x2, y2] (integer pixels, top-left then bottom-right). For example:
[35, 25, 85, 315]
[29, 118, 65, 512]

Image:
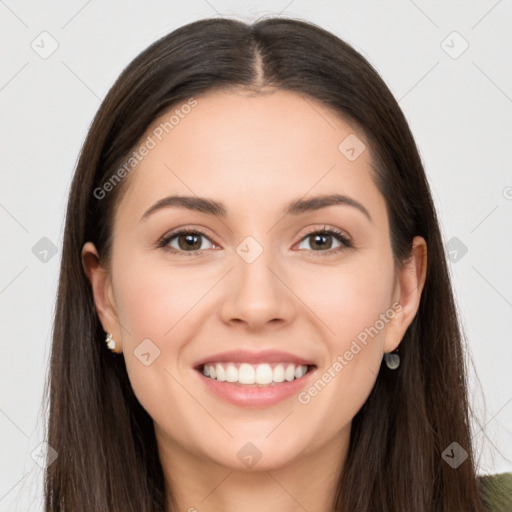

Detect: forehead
[115, 89, 386, 228]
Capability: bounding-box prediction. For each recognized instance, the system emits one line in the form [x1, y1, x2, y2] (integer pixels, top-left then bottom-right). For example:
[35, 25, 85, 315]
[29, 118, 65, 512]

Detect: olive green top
[479, 472, 512, 511]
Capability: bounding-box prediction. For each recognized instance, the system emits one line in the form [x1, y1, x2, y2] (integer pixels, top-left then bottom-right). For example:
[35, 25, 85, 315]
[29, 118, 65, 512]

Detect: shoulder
[478, 472, 512, 511]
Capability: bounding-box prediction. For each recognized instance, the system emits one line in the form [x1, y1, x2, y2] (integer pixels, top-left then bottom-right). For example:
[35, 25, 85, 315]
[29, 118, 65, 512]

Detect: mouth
[196, 361, 317, 387]
[192, 349, 318, 407]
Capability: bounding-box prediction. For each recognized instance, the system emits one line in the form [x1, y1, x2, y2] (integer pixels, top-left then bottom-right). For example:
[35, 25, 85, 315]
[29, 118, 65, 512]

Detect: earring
[105, 332, 116, 351]
[384, 346, 400, 370]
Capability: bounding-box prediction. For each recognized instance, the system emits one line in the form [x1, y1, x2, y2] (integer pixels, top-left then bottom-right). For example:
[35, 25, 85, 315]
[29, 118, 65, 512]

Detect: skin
[82, 89, 427, 512]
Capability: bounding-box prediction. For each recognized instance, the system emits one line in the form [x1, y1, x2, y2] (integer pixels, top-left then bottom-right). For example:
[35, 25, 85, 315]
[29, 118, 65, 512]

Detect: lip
[193, 349, 316, 369]
[196, 365, 317, 408]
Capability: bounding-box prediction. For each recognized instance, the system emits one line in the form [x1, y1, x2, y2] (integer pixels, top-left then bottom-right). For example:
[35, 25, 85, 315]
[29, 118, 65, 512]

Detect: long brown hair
[44, 16, 486, 511]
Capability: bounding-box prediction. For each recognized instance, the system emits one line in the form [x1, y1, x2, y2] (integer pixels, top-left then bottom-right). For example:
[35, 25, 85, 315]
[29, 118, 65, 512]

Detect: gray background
[1, 1, 511, 510]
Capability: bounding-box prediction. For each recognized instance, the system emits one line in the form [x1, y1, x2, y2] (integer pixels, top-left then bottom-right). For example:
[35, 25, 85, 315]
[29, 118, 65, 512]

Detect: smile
[201, 362, 312, 386]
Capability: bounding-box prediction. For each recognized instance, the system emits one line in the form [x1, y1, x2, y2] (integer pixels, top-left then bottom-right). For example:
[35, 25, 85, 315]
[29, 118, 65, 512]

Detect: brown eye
[305, 233, 335, 250]
[296, 228, 352, 254]
[161, 229, 215, 254]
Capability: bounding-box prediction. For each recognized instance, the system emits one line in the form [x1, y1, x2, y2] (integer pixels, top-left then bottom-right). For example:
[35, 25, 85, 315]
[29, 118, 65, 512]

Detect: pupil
[180, 234, 201, 250]
[312, 234, 332, 250]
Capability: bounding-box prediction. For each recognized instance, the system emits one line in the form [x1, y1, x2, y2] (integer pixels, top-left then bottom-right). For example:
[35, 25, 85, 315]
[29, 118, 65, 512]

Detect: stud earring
[384, 346, 400, 370]
[105, 332, 116, 351]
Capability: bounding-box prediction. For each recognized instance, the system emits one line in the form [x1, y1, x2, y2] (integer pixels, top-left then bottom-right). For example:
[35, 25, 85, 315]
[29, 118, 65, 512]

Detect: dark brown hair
[44, 16, 487, 511]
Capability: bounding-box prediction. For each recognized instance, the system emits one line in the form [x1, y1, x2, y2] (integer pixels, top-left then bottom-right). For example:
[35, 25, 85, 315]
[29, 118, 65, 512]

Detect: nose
[218, 245, 297, 331]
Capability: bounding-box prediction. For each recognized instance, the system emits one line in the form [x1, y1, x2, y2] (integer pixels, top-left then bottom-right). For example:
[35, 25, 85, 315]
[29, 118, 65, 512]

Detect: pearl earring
[384, 346, 400, 370]
[105, 332, 116, 351]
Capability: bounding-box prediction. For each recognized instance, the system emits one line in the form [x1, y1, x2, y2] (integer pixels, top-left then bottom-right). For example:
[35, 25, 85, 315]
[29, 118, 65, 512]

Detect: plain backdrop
[1, 1, 511, 510]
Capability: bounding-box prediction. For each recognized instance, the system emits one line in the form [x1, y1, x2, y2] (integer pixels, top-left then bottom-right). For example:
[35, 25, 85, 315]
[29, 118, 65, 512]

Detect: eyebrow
[140, 193, 373, 223]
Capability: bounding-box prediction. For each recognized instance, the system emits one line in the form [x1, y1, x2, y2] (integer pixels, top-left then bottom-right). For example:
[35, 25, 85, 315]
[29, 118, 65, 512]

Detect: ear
[81, 241, 123, 353]
[384, 236, 427, 352]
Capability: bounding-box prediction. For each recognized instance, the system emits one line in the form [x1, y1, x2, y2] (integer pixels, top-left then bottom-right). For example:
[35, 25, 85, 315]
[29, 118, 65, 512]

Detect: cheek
[296, 265, 393, 442]
[111, 253, 224, 405]
[303, 255, 394, 341]
[304, 251, 395, 397]
[111, 258, 198, 428]
[113, 250, 217, 342]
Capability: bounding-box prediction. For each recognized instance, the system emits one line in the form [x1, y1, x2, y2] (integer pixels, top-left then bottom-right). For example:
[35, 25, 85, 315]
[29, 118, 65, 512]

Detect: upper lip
[193, 349, 316, 369]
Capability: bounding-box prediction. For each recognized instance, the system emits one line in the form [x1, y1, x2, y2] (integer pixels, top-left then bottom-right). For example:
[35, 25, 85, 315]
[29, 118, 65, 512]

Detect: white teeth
[215, 363, 226, 382]
[238, 363, 255, 384]
[225, 363, 238, 382]
[255, 363, 273, 384]
[285, 364, 295, 382]
[201, 362, 310, 385]
[272, 364, 285, 383]
[294, 365, 307, 379]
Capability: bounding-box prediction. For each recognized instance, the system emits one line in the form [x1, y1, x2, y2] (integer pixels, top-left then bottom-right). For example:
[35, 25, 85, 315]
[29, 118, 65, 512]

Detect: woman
[43, 16, 512, 511]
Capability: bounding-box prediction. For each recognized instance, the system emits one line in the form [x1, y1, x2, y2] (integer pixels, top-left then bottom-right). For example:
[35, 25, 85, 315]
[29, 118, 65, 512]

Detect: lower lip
[196, 367, 316, 407]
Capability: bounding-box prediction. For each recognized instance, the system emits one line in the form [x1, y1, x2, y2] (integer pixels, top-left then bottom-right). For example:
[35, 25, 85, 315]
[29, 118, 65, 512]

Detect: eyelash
[156, 226, 353, 257]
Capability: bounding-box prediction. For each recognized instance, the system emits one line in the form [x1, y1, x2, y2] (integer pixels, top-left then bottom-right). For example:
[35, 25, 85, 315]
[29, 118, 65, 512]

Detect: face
[83, 89, 426, 473]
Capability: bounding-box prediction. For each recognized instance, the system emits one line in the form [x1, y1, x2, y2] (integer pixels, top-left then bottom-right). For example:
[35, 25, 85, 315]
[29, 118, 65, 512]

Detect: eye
[296, 226, 352, 255]
[158, 228, 216, 255]
[157, 225, 353, 257]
